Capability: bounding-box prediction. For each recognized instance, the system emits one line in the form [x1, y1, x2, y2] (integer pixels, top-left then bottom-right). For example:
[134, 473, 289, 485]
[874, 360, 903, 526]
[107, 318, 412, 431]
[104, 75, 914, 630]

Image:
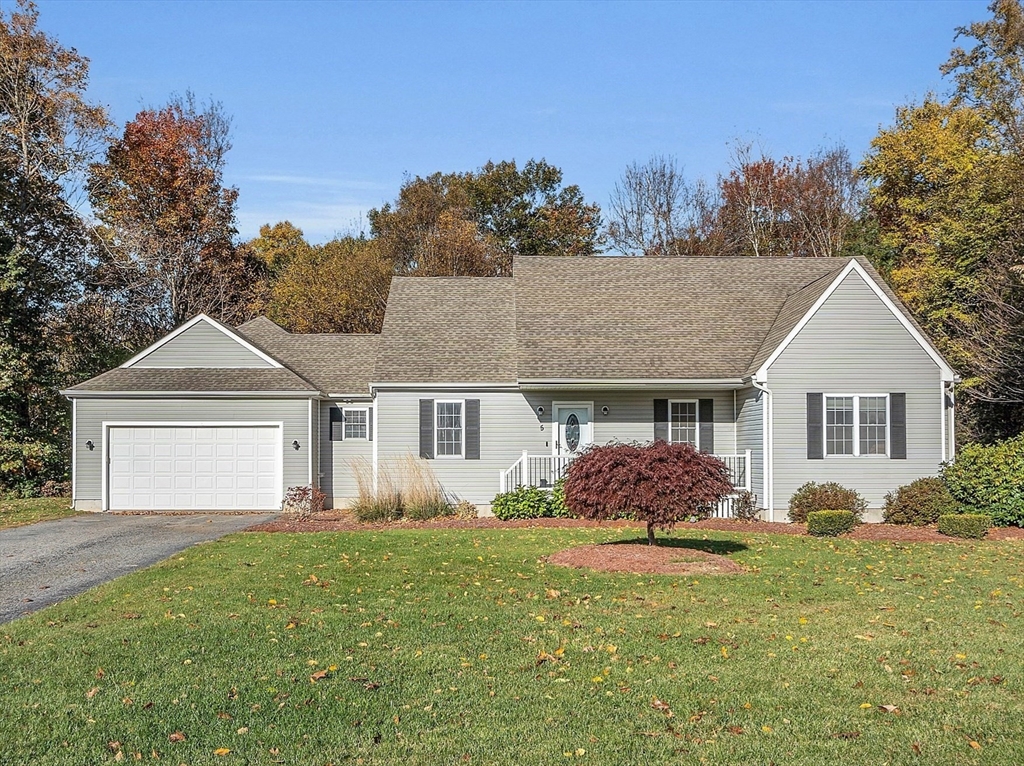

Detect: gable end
[122, 315, 283, 369]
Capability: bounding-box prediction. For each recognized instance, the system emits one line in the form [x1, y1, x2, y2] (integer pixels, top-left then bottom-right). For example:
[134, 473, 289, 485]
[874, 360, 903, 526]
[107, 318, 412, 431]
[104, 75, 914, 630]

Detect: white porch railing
[499, 449, 752, 518]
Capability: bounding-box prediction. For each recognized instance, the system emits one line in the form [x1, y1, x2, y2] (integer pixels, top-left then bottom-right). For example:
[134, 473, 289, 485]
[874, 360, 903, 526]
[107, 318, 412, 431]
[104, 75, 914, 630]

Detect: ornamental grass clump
[563, 441, 734, 545]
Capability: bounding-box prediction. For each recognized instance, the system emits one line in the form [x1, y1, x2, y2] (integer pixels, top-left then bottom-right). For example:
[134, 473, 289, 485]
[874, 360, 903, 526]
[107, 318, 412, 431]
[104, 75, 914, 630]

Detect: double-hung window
[435, 400, 464, 457]
[329, 406, 369, 441]
[824, 395, 888, 456]
[344, 408, 368, 440]
[669, 401, 698, 446]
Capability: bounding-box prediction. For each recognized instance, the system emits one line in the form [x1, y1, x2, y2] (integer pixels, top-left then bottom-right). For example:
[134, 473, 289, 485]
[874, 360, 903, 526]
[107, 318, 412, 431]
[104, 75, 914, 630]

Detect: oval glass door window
[565, 413, 581, 452]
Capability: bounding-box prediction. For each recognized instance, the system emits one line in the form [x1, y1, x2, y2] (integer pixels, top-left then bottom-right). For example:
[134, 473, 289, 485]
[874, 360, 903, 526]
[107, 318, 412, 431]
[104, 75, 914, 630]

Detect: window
[344, 408, 368, 440]
[825, 395, 887, 457]
[435, 401, 463, 457]
[329, 406, 368, 441]
[670, 401, 698, 446]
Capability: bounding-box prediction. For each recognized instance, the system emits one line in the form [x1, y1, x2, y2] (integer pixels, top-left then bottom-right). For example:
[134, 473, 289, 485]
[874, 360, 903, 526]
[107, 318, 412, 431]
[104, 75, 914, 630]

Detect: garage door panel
[108, 426, 281, 511]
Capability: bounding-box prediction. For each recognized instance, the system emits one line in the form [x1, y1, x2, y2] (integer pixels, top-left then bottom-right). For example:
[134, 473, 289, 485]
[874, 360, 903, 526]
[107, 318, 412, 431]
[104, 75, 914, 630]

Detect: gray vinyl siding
[73, 397, 311, 510]
[319, 400, 373, 507]
[767, 270, 944, 513]
[133, 321, 273, 368]
[374, 388, 739, 506]
[735, 387, 764, 505]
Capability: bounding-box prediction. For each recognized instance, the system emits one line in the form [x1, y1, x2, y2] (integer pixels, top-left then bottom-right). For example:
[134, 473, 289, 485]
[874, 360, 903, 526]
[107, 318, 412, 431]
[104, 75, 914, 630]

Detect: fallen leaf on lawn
[536, 651, 559, 665]
[545, 589, 560, 599]
[107, 741, 121, 752]
[854, 634, 874, 641]
[727, 725, 744, 735]
[877, 704, 900, 715]
[720, 646, 729, 659]
[168, 732, 186, 743]
[310, 669, 329, 683]
[214, 748, 231, 756]
[236, 727, 249, 735]
[859, 703, 873, 709]
[832, 731, 860, 739]
[217, 712, 232, 720]
[968, 740, 982, 750]
[363, 681, 381, 690]
[911, 743, 922, 755]
[85, 687, 99, 699]
[651, 698, 673, 716]
[95, 668, 105, 679]
[761, 725, 772, 733]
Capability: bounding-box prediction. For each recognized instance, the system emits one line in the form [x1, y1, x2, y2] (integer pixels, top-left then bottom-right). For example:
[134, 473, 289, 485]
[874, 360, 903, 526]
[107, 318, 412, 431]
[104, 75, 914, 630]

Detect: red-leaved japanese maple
[563, 442, 735, 545]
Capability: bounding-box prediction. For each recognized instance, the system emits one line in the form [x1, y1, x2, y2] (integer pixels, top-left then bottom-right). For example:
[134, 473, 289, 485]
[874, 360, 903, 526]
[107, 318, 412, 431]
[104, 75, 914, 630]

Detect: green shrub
[942, 434, 1024, 526]
[788, 482, 867, 523]
[548, 479, 577, 518]
[937, 513, 992, 539]
[806, 510, 858, 537]
[882, 477, 956, 526]
[491, 486, 552, 520]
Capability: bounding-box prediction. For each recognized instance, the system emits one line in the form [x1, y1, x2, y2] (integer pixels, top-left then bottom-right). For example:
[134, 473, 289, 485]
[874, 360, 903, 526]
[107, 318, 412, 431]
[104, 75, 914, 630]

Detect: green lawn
[0, 497, 77, 529]
[2, 527, 1023, 765]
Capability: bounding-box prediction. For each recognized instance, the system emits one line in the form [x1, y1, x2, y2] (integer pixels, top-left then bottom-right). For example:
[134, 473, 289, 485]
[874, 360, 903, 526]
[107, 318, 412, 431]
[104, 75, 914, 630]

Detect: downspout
[751, 379, 773, 521]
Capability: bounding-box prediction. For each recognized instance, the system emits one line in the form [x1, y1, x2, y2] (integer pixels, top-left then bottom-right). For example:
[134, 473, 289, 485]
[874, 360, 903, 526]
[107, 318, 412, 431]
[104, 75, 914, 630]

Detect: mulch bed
[547, 543, 746, 575]
[245, 513, 1024, 542]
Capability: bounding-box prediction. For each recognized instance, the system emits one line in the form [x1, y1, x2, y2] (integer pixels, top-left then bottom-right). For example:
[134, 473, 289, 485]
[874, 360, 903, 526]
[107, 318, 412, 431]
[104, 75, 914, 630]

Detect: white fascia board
[755, 260, 956, 383]
[370, 382, 520, 391]
[518, 378, 745, 391]
[119, 314, 283, 369]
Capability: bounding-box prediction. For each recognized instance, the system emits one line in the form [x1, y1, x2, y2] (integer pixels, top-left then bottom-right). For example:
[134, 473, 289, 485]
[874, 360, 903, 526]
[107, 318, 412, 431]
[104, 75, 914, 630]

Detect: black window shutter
[890, 393, 906, 459]
[807, 393, 823, 460]
[698, 399, 714, 453]
[653, 399, 669, 442]
[329, 407, 344, 441]
[367, 407, 373, 442]
[465, 399, 480, 460]
[419, 399, 434, 459]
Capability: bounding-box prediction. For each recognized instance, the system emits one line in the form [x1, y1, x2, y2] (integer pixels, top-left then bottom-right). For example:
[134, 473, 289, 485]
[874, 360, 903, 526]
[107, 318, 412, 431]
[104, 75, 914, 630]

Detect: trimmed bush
[563, 441, 734, 545]
[788, 481, 867, 523]
[942, 434, 1024, 527]
[491, 486, 552, 520]
[807, 509, 857, 537]
[882, 477, 956, 526]
[548, 478, 577, 518]
[937, 513, 992, 539]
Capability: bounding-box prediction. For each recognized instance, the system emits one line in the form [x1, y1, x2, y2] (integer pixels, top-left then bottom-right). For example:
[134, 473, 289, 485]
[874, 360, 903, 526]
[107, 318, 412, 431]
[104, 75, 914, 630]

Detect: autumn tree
[563, 442, 735, 546]
[369, 159, 601, 277]
[0, 0, 108, 492]
[88, 93, 248, 336]
[263, 235, 392, 333]
[606, 155, 720, 256]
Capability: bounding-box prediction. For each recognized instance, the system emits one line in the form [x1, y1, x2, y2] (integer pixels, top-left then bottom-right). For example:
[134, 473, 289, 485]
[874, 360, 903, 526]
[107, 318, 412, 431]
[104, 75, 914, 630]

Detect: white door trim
[101, 421, 284, 511]
[551, 401, 594, 457]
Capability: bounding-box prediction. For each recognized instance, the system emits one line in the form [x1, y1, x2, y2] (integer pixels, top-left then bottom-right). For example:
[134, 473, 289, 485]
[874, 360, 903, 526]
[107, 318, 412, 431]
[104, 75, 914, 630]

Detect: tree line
[2, 0, 1023, 495]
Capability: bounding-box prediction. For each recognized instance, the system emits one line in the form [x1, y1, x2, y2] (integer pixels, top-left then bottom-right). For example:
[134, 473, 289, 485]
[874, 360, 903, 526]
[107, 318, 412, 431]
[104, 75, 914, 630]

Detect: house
[62, 255, 957, 521]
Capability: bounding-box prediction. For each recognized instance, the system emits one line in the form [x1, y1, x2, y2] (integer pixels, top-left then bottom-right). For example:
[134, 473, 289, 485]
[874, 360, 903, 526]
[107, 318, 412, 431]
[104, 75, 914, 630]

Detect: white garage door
[107, 426, 281, 511]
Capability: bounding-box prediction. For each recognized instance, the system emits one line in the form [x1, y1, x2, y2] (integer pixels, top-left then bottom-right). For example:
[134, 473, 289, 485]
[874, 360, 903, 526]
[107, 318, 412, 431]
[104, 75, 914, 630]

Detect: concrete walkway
[0, 513, 275, 623]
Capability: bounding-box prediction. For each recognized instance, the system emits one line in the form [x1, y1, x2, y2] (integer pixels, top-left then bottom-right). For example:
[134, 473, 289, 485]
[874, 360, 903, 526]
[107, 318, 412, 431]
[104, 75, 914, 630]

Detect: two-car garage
[106, 425, 283, 511]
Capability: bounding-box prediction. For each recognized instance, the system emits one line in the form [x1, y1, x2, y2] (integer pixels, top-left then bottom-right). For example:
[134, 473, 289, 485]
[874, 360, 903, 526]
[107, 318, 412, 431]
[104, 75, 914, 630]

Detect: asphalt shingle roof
[65, 367, 317, 393]
[372, 277, 517, 383]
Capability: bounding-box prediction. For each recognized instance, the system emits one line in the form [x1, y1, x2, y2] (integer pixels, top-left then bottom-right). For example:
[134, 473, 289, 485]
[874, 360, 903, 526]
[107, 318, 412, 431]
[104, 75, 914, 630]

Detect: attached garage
[106, 425, 282, 511]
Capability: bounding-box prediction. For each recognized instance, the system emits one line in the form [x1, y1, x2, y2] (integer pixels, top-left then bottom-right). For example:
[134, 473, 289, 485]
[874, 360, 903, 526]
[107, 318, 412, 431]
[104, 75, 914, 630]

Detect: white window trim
[341, 407, 370, 441]
[823, 394, 890, 458]
[668, 399, 700, 448]
[434, 399, 465, 459]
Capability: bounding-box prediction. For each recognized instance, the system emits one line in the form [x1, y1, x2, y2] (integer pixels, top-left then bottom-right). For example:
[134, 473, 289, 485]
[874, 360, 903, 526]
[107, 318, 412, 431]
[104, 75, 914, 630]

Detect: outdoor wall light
[292, 440, 300, 450]
[85, 440, 94, 450]
[536, 405, 545, 416]
[602, 406, 609, 416]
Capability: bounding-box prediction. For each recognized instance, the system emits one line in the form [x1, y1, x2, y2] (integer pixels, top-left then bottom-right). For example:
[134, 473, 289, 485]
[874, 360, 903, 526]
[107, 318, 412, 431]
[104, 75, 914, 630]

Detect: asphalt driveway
[0, 512, 276, 623]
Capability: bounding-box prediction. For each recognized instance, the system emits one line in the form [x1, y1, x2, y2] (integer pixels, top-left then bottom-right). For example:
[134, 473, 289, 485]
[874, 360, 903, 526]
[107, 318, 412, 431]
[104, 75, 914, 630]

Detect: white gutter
[751, 379, 774, 521]
[61, 390, 318, 399]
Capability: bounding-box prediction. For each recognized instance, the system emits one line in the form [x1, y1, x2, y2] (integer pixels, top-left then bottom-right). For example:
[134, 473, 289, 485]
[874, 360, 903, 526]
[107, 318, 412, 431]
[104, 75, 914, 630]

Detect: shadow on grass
[604, 537, 748, 555]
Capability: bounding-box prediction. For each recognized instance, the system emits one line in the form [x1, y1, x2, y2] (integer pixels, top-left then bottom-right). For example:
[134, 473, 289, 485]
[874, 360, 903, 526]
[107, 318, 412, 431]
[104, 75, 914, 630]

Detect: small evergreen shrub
[491, 486, 552, 520]
[788, 482, 867, 523]
[806, 509, 857, 537]
[732, 490, 761, 521]
[942, 434, 1024, 526]
[937, 513, 992, 539]
[882, 477, 956, 526]
[548, 479, 577, 518]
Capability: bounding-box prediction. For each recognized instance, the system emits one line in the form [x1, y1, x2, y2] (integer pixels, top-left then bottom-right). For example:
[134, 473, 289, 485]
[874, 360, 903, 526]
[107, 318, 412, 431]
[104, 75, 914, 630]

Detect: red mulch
[244, 512, 1024, 542]
[547, 543, 745, 575]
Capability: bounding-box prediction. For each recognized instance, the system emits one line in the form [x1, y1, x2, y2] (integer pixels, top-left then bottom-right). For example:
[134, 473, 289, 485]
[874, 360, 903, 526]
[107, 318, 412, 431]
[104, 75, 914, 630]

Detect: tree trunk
[647, 522, 656, 546]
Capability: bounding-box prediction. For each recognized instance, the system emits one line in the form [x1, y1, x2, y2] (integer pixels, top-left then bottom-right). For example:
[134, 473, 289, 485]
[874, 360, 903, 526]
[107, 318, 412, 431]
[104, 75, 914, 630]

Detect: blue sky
[35, 0, 990, 243]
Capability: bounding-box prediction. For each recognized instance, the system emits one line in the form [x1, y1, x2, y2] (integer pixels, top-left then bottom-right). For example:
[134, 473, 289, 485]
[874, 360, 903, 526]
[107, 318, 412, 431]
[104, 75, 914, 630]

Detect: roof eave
[62, 390, 319, 399]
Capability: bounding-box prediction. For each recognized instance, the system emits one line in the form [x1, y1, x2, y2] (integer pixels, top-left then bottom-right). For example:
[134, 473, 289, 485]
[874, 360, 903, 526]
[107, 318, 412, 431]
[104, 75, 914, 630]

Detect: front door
[554, 405, 592, 457]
